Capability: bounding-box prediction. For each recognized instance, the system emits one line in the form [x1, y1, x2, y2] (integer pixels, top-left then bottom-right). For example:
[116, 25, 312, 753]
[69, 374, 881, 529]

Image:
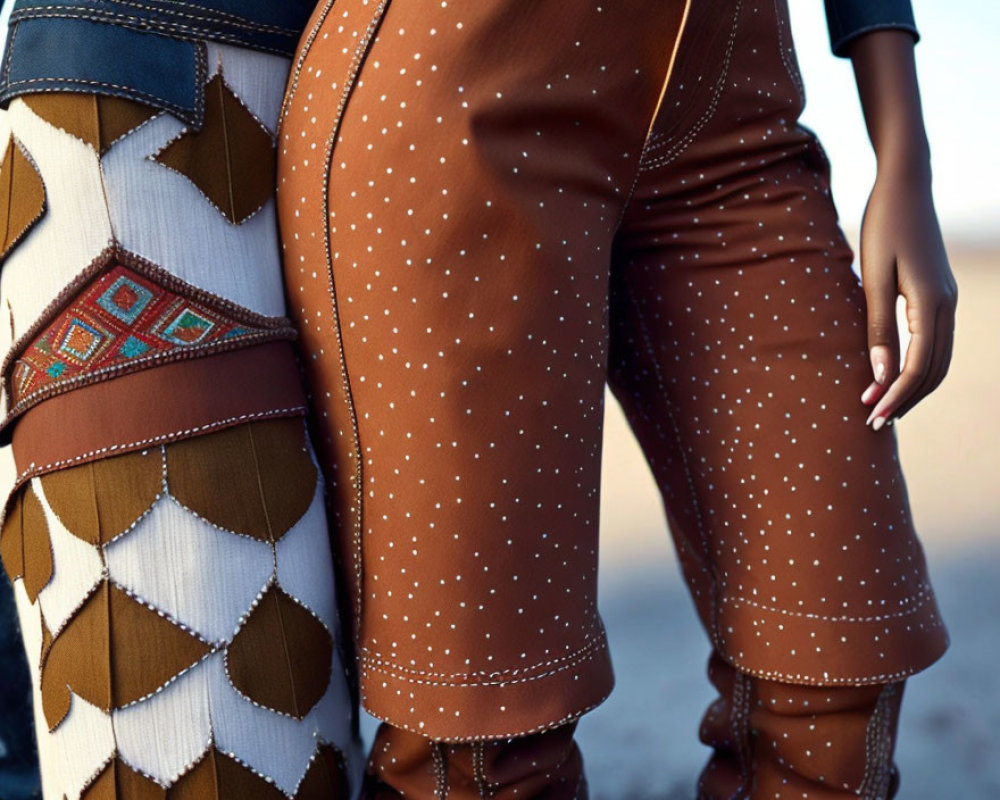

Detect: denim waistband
[0, 0, 316, 125]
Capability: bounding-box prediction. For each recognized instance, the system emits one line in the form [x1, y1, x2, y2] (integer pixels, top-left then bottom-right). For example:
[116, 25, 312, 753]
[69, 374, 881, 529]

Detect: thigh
[609, 0, 946, 688]
[0, 69, 358, 796]
[278, 0, 691, 739]
[1, 417, 355, 799]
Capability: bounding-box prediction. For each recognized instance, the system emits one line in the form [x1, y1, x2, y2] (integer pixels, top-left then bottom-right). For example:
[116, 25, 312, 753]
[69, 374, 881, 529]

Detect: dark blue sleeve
[824, 0, 919, 57]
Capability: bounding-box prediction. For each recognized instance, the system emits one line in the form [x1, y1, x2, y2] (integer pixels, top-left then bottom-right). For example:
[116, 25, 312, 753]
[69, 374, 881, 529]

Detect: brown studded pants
[277, 0, 948, 747]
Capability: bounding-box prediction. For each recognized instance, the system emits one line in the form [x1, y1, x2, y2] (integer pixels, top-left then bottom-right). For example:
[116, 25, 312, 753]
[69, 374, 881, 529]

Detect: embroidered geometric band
[5, 257, 297, 423]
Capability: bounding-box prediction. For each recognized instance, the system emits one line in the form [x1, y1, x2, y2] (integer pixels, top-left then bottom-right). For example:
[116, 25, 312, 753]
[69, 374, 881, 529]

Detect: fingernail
[870, 346, 889, 385]
[871, 415, 886, 432]
[861, 382, 880, 404]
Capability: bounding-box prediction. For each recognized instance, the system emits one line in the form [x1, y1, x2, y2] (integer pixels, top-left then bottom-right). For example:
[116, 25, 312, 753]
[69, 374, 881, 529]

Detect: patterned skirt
[0, 42, 359, 799]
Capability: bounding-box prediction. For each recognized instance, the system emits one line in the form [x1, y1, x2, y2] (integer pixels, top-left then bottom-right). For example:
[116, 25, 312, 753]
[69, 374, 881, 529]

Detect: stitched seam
[91, 0, 299, 34]
[169, 486, 319, 547]
[127, 0, 298, 32]
[2, 243, 295, 396]
[624, 279, 724, 649]
[1, 79, 195, 120]
[108, 583, 216, 712]
[289, 741, 348, 796]
[362, 638, 607, 688]
[150, 156, 272, 224]
[205, 57, 277, 137]
[639, 0, 741, 171]
[729, 671, 752, 800]
[94, 104, 166, 154]
[0, 136, 48, 266]
[24, 20, 217, 127]
[221, 580, 336, 721]
[361, 622, 605, 679]
[11, 1, 298, 34]
[432, 743, 448, 799]
[76, 755, 117, 796]
[720, 655, 942, 688]
[5, 12, 290, 59]
[38, 571, 206, 643]
[361, 693, 611, 745]
[5, 330, 295, 424]
[473, 742, 489, 799]
[279, 0, 337, 125]
[859, 683, 898, 799]
[721, 589, 936, 623]
[316, 0, 394, 647]
[150, 85, 277, 224]
[8, 7, 297, 43]
[641, 0, 740, 158]
[12, 405, 305, 488]
[772, 0, 805, 107]
[363, 629, 606, 679]
[613, 0, 693, 233]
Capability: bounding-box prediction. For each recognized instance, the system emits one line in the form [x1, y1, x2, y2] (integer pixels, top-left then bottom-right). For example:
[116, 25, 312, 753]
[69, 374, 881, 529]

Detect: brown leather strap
[9, 341, 307, 500]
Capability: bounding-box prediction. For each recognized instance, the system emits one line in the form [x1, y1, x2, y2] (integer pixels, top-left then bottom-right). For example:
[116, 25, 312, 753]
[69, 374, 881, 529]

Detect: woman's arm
[848, 30, 957, 430]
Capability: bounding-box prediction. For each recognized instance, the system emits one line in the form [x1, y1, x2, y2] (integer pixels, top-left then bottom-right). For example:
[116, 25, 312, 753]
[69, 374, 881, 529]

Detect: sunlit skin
[851, 31, 958, 429]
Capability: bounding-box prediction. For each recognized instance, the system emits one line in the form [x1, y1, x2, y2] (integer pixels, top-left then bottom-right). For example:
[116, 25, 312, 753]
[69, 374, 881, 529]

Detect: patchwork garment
[0, 42, 359, 799]
[277, 0, 948, 743]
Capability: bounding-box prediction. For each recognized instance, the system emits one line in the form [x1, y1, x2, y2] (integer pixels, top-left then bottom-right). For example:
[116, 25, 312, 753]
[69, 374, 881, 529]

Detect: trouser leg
[363, 722, 586, 799]
[606, 1, 940, 796]
[0, 81, 360, 797]
[698, 652, 904, 800]
[608, 0, 945, 710]
[0, 418, 357, 799]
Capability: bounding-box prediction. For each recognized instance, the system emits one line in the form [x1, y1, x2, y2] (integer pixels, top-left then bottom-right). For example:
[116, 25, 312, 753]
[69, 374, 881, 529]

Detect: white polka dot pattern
[277, 0, 947, 742]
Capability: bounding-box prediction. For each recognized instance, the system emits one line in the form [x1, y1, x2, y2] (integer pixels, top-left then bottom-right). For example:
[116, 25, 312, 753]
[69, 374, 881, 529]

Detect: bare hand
[859, 165, 957, 429]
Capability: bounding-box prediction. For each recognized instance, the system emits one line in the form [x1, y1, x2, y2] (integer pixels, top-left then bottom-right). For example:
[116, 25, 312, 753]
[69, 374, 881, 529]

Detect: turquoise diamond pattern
[119, 336, 152, 359]
[97, 276, 155, 324]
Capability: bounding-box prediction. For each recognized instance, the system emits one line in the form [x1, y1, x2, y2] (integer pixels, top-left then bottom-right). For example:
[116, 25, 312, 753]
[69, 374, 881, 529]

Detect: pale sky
[790, 1, 1000, 242]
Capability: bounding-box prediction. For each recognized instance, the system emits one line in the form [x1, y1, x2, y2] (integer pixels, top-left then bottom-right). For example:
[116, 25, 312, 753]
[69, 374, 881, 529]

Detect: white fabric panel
[0, 109, 12, 414]
[12, 580, 42, 675]
[208, 651, 323, 796]
[205, 43, 290, 135]
[0, 100, 113, 343]
[274, 484, 340, 635]
[36, 694, 116, 800]
[0, 447, 17, 534]
[113, 656, 213, 785]
[104, 496, 274, 644]
[101, 87, 287, 318]
[34, 478, 105, 635]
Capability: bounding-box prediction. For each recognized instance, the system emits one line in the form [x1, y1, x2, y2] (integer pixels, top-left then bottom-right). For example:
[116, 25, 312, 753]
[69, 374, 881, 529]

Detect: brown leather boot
[362, 721, 587, 799]
[698, 652, 905, 799]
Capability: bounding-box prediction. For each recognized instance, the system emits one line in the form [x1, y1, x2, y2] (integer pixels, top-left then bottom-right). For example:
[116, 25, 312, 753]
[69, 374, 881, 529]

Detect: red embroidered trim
[5, 255, 296, 421]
